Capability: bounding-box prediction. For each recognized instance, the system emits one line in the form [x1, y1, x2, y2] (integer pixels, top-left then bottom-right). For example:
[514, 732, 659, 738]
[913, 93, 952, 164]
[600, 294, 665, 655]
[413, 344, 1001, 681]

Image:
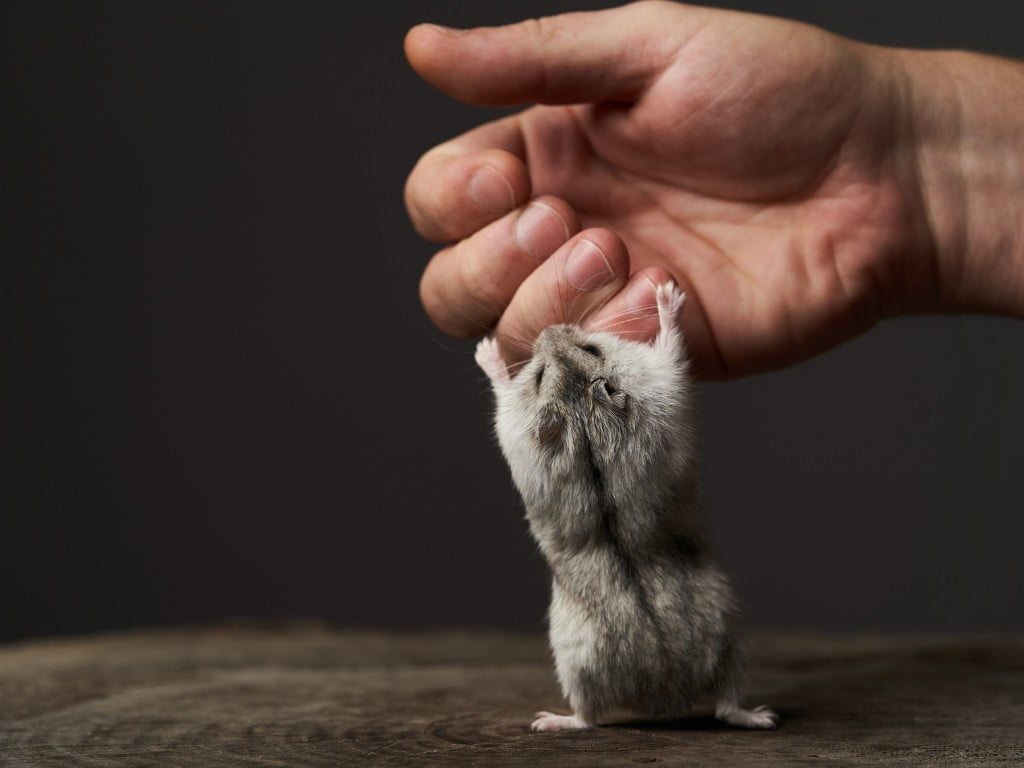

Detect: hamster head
[493, 324, 692, 506]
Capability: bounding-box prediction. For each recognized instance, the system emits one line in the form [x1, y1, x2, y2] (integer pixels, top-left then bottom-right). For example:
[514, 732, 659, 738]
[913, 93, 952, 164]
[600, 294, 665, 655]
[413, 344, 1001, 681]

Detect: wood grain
[1, 622, 1022, 766]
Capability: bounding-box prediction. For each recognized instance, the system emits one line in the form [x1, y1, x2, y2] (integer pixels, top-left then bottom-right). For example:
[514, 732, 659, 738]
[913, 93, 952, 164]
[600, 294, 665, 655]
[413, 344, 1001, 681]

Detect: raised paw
[716, 703, 779, 730]
[655, 282, 686, 326]
[474, 336, 509, 386]
[530, 711, 593, 732]
[653, 282, 687, 355]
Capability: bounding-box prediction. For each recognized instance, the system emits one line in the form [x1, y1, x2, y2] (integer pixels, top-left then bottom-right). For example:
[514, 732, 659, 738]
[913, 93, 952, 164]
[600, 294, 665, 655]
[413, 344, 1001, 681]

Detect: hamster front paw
[654, 282, 687, 355]
[475, 336, 509, 386]
[655, 282, 687, 328]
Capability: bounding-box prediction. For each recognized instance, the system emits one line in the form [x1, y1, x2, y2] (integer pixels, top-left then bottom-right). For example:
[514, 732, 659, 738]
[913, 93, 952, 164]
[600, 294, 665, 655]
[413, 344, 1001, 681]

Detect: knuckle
[405, 148, 462, 241]
[403, 168, 438, 238]
[420, 255, 473, 338]
[458, 244, 508, 318]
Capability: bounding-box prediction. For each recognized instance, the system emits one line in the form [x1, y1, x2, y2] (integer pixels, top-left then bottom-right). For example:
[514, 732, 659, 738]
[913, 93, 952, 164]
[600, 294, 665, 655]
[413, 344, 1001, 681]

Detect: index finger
[404, 115, 532, 243]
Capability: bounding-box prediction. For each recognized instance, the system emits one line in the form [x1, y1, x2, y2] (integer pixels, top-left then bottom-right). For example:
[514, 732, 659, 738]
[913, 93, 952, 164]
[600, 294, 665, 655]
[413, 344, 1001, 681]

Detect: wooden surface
[0, 622, 1022, 766]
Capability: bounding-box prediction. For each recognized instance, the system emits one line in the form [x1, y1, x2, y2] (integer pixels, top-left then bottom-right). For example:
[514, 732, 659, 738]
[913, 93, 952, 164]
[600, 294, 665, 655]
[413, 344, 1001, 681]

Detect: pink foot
[530, 711, 593, 732]
[716, 703, 779, 729]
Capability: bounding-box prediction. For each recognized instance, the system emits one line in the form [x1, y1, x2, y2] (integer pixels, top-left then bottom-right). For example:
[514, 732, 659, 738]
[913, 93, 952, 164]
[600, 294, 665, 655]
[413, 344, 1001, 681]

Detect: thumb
[404, 2, 689, 106]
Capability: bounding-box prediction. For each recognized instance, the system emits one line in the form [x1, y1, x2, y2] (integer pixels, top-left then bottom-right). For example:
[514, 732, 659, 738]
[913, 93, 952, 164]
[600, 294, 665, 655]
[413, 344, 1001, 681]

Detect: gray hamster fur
[475, 282, 777, 732]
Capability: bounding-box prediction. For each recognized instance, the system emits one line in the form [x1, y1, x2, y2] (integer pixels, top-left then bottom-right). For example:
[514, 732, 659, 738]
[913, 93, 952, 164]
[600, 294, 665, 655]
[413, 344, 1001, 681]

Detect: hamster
[475, 282, 777, 732]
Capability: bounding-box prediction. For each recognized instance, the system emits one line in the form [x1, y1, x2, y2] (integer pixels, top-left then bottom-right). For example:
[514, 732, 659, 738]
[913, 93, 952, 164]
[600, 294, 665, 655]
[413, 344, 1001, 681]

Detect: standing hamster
[475, 282, 777, 732]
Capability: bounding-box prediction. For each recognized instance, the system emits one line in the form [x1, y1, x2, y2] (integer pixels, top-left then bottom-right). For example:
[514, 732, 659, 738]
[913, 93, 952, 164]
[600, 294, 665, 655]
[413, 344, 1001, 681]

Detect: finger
[419, 196, 579, 337]
[493, 228, 630, 364]
[405, 115, 530, 242]
[584, 267, 676, 343]
[589, 268, 728, 380]
[405, 2, 687, 106]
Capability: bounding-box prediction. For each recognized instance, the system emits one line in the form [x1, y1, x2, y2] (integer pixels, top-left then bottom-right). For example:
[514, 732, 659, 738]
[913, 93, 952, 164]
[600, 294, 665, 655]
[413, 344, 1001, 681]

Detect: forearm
[896, 48, 1024, 316]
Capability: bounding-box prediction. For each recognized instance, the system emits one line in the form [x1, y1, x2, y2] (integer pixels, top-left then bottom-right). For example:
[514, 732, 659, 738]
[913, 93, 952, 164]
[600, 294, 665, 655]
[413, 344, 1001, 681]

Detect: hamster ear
[536, 407, 565, 447]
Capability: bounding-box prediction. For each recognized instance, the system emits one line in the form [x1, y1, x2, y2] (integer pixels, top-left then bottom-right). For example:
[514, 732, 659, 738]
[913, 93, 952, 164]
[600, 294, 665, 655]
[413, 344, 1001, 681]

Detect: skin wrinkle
[814, 228, 866, 348]
[521, 17, 553, 103]
[937, 56, 970, 308]
[835, 182, 903, 323]
[581, 149, 888, 372]
[824, 50, 914, 318]
[517, 13, 644, 105]
[675, 150, 903, 354]
[561, 106, 612, 210]
[512, 113, 533, 185]
[882, 50, 953, 314]
[786, 165, 898, 323]
[654, 12, 759, 124]
[631, 9, 685, 105]
[667, 29, 764, 140]
[421, 247, 475, 332]
[453, 247, 510, 332]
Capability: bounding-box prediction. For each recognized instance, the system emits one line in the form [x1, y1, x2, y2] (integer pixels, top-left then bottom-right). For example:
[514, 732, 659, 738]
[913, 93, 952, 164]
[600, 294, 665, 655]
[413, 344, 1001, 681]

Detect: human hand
[404, 1, 1023, 377]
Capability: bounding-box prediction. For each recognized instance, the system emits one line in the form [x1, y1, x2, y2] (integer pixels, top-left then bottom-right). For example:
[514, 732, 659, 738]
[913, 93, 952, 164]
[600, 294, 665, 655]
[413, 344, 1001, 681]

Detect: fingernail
[515, 201, 570, 263]
[468, 165, 515, 214]
[624, 275, 658, 314]
[567, 238, 614, 291]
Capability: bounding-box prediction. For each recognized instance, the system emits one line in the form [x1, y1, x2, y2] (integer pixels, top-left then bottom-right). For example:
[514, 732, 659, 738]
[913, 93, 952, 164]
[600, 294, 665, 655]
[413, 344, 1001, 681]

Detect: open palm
[406, 2, 931, 377]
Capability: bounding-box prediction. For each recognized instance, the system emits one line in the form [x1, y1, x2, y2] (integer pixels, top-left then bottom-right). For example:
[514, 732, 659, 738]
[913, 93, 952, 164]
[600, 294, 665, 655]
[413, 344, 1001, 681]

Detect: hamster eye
[535, 364, 545, 389]
[578, 343, 601, 357]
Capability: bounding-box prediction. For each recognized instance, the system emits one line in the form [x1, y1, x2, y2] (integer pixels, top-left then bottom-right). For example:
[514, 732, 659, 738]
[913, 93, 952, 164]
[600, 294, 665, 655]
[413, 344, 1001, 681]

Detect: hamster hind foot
[530, 711, 594, 732]
[715, 702, 779, 729]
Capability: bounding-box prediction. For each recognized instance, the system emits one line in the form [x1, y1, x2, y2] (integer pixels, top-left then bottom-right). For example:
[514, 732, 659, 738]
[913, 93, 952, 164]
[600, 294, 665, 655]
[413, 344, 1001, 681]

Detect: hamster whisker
[552, 273, 570, 328]
[488, 328, 536, 355]
[588, 304, 661, 333]
[445, 305, 504, 338]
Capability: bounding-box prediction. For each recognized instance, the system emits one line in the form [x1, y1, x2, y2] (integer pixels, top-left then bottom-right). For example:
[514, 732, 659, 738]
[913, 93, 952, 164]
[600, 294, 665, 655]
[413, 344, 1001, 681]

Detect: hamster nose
[534, 324, 573, 354]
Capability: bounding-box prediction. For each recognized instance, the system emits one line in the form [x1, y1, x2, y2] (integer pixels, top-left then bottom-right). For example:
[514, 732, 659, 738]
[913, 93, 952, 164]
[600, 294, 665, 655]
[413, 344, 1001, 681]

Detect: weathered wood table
[0, 622, 1021, 766]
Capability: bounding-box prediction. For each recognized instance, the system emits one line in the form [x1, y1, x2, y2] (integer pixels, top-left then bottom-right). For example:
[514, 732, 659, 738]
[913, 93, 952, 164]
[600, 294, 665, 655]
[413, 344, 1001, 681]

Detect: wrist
[890, 47, 1024, 316]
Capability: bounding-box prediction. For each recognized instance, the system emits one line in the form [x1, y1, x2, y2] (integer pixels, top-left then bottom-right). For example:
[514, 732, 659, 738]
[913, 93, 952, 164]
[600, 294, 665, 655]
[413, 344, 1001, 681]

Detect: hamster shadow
[608, 709, 798, 731]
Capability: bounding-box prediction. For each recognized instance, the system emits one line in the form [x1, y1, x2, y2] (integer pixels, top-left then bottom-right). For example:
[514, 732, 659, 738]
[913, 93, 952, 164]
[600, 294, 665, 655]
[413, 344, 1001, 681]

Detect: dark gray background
[2, 1, 1022, 643]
